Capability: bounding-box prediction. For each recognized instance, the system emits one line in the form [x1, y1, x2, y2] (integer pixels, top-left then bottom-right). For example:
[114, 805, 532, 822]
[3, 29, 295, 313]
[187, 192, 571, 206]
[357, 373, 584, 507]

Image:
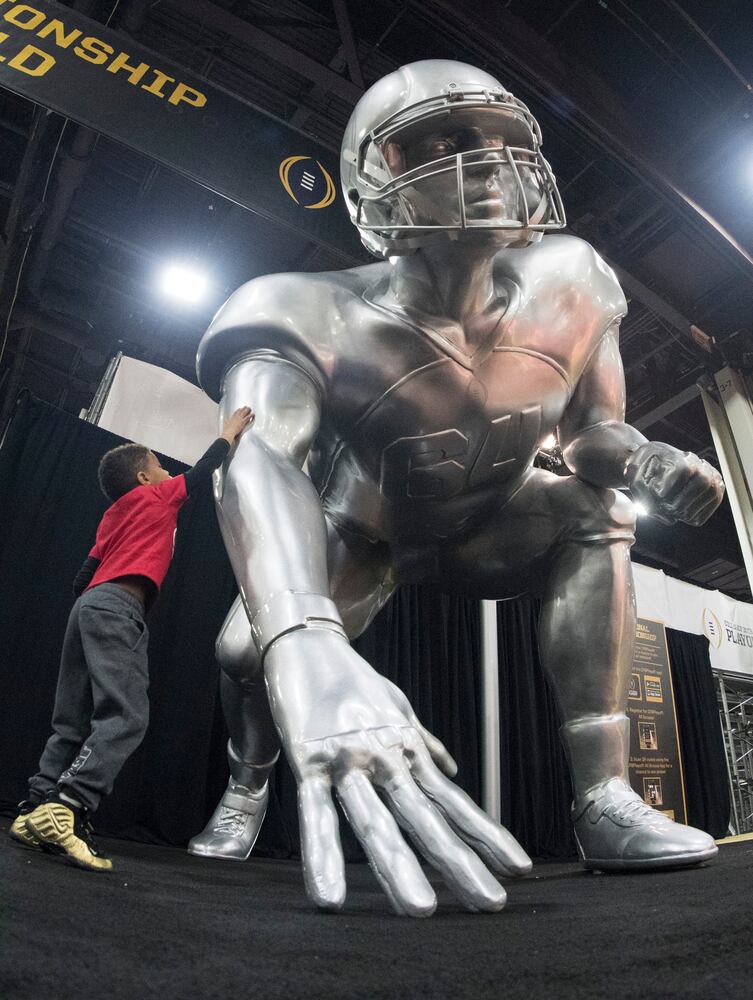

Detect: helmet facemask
[348, 89, 566, 255]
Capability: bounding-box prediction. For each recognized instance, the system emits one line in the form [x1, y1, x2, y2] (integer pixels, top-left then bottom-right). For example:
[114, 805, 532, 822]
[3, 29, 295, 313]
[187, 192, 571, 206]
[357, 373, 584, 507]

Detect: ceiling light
[158, 262, 210, 305]
[539, 434, 557, 450]
[634, 501, 649, 517]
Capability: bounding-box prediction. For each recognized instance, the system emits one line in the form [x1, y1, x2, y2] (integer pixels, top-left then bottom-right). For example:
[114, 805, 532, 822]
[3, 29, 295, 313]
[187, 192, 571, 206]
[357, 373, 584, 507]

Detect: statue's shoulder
[551, 234, 625, 304]
[498, 235, 627, 319]
[197, 264, 384, 399]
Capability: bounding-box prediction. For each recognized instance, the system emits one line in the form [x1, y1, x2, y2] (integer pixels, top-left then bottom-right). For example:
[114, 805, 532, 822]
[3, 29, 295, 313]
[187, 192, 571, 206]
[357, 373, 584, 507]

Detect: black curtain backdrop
[497, 597, 577, 857]
[0, 395, 728, 863]
[666, 628, 730, 838]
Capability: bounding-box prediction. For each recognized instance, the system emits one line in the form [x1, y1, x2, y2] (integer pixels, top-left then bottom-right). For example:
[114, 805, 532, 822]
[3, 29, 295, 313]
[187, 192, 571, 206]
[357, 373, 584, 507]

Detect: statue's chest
[333, 331, 570, 500]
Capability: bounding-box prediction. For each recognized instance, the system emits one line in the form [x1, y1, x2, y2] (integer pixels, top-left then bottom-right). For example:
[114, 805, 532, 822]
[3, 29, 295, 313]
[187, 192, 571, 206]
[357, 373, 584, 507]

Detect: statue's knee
[565, 480, 636, 544]
[216, 616, 261, 684]
[608, 489, 638, 533]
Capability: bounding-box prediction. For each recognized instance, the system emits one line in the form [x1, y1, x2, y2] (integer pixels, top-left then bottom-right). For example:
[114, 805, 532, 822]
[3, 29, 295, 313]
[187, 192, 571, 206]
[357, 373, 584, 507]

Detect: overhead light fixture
[634, 501, 649, 517]
[158, 262, 210, 305]
[539, 434, 557, 450]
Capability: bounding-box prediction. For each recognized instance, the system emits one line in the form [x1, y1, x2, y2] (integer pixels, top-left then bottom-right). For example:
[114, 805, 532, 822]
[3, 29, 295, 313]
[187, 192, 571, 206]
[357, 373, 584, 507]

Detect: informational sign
[0, 0, 363, 262]
[627, 617, 687, 824]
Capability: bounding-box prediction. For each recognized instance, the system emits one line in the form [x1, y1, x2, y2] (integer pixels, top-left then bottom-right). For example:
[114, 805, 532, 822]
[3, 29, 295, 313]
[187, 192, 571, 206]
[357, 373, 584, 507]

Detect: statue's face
[381, 106, 544, 235]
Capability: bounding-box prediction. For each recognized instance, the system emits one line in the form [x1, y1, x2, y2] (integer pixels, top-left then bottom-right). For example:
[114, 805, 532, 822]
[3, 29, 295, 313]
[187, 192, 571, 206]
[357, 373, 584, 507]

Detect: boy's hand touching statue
[221, 406, 254, 445]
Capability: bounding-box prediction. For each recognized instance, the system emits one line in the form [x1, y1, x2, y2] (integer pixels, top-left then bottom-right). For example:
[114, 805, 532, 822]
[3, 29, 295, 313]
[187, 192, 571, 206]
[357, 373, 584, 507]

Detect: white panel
[95, 357, 218, 465]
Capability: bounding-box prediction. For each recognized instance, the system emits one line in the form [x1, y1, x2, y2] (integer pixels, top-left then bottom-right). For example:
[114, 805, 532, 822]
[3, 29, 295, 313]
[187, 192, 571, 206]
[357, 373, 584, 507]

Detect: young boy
[9, 405, 253, 871]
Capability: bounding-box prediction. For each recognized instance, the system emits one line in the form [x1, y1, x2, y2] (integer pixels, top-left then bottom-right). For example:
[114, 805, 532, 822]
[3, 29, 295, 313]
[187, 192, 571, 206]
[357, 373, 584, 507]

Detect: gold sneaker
[9, 810, 42, 850]
[25, 799, 113, 871]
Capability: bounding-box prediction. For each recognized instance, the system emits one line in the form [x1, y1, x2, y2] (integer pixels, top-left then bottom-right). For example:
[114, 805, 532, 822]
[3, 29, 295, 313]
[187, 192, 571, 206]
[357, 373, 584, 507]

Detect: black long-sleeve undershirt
[72, 437, 231, 596]
[184, 437, 231, 495]
[73, 556, 100, 597]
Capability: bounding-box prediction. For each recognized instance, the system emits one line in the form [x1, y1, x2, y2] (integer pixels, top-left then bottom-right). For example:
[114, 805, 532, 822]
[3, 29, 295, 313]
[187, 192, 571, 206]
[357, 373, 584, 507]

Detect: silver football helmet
[341, 60, 566, 258]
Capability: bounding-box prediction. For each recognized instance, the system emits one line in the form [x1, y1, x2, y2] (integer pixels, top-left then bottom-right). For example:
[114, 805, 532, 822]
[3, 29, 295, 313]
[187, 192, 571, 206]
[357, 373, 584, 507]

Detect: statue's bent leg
[188, 597, 279, 860]
[535, 478, 716, 870]
[445, 470, 716, 871]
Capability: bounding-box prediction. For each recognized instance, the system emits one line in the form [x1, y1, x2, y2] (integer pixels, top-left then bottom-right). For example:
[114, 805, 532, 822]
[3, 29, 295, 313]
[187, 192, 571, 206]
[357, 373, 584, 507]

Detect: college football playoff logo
[279, 156, 336, 209]
[702, 608, 723, 649]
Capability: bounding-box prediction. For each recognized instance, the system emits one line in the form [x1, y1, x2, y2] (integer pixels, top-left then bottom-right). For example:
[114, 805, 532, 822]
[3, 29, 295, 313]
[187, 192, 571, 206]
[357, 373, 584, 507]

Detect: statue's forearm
[217, 433, 344, 659]
[562, 420, 648, 489]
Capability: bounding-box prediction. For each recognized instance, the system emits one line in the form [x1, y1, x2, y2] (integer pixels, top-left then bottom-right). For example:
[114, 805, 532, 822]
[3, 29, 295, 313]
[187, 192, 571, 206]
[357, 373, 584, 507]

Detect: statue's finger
[640, 453, 667, 487]
[298, 774, 346, 911]
[681, 484, 720, 521]
[651, 464, 691, 501]
[649, 508, 674, 525]
[664, 477, 708, 516]
[409, 715, 458, 778]
[382, 678, 458, 778]
[685, 493, 724, 527]
[378, 759, 507, 912]
[336, 771, 436, 918]
[410, 749, 532, 878]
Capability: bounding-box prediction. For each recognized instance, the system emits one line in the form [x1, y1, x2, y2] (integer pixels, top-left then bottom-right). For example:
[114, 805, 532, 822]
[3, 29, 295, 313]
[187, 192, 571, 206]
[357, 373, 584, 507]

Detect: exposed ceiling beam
[632, 382, 701, 431]
[164, 0, 363, 105]
[607, 260, 696, 338]
[289, 45, 348, 129]
[332, 0, 365, 89]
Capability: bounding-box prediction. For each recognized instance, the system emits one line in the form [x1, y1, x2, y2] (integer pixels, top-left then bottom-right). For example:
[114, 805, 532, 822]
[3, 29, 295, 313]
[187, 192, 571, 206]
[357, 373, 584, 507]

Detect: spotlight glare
[159, 262, 209, 305]
[539, 434, 557, 450]
[634, 501, 649, 517]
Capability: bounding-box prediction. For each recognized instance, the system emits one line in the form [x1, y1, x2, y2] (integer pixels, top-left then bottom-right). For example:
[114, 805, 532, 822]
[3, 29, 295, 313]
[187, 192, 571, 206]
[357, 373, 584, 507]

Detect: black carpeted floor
[1, 819, 751, 1000]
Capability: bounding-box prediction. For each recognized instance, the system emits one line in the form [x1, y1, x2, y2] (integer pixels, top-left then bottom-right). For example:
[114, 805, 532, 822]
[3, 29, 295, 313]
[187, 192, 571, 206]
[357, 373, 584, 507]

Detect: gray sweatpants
[28, 582, 150, 812]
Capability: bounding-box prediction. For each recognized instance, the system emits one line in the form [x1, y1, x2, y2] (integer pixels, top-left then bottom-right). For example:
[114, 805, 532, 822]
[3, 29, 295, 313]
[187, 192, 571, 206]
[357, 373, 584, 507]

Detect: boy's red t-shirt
[86, 475, 188, 592]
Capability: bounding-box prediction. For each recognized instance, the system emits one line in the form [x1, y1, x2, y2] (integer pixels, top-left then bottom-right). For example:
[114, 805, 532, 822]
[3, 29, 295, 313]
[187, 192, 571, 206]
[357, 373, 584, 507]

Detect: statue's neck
[388, 243, 500, 326]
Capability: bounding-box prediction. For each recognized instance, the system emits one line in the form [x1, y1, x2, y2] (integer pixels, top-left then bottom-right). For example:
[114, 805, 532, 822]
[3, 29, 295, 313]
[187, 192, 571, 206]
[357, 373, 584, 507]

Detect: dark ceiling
[0, 0, 752, 598]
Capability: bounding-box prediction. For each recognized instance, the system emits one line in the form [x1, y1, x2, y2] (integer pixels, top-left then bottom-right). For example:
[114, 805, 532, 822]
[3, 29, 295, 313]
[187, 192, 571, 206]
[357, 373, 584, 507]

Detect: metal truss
[716, 672, 753, 835]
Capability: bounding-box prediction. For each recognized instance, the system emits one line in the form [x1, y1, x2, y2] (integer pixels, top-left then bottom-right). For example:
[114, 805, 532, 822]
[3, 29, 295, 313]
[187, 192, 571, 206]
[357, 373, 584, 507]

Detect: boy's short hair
[98, 443, 150, 502]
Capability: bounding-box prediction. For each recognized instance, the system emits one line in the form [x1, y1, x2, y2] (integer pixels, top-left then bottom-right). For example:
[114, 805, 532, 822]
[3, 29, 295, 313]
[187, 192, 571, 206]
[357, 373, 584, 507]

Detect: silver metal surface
[187, 780, 270, 861]
[188, 740, 278, 860]
[572, 777, 717, 870]
[341, 60, 565, 258]
[250, 591, 346, 660]
[194, 60, 725, 915]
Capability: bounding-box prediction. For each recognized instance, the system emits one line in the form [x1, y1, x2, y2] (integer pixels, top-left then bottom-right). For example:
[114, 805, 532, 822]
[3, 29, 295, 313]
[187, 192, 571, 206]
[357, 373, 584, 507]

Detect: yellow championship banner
[0, 0, 362, 262]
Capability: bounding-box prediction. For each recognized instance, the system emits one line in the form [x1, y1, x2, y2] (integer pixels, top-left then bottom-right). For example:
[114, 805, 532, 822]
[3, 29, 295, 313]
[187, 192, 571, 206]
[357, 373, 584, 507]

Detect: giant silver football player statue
[189, 61, 725, 916]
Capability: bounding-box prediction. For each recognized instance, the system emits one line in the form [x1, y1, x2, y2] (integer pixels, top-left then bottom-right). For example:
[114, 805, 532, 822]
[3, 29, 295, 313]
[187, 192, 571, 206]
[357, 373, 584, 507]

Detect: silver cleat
[188, 781, 269, 861]
[573, 777, 718, 871]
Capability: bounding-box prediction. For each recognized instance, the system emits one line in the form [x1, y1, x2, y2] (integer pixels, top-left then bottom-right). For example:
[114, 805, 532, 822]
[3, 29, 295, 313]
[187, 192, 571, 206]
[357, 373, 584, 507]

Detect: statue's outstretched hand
[625, 442, 724, 525]
[264, 628, 532, 917]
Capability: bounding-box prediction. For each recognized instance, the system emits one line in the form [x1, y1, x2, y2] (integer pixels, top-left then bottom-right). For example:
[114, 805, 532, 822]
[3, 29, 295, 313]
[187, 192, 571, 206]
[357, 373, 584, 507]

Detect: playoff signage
[627, 618, 687, 825]
[633, 562, 753, 678]
[0, 0, 363, 262]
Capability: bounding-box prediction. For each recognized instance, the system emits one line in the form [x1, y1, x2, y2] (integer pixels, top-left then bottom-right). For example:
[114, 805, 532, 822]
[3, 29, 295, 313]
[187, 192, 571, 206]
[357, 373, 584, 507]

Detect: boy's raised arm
[184, 407, 253, 495]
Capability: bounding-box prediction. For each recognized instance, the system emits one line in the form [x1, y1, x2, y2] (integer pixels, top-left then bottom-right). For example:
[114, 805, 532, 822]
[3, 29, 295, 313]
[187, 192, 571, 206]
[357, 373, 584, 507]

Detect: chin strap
[526, 188, 549, 226]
